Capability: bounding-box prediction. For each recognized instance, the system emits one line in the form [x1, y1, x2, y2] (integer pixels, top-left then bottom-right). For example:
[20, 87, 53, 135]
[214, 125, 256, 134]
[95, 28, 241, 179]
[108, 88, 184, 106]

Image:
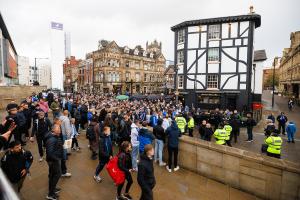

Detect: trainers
[76, 147, 81, 151]
[93, 175, 102, 183]
[166, 166, 172, 173]
[39, 157, 43, 162]
[61, 172, 72, 177]
[46, 194, 57, 200]
[159, 162, 166, 166]
[116, 196, 127, 200]
[71, 147, 76, 151]
[54, 188, 61, 194]
[124, 193, 133, 200]
[174, 166, 180, 172]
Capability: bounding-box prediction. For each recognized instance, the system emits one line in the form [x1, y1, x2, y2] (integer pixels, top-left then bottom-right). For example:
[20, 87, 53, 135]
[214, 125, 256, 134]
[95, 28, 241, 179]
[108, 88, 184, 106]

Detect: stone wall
[0, 86, 46, 110]
[178, 136, 300, 200]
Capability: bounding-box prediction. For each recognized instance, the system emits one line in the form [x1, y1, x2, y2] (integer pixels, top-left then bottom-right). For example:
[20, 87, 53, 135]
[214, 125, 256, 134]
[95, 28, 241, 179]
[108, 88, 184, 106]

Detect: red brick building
[63, 56, 81, 92]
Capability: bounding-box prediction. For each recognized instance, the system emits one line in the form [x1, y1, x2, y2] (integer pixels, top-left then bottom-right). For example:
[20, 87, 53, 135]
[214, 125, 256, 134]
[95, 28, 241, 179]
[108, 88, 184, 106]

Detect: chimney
[249, 6, 255, 14]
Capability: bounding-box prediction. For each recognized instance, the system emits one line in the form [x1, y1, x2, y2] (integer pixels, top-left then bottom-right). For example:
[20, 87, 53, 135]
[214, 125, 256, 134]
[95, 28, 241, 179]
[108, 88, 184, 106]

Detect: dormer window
[150, 52, 154, 58]
[124, 47, 130, 54]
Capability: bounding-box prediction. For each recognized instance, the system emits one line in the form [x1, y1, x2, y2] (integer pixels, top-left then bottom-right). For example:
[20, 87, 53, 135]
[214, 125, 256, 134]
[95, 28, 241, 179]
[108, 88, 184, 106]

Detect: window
[144, 74, 147, 82]
[208, 25, 220, 39]
[208, 48, 219, 62]
[135, 73, 140, 82]
[125, 61, 130, 68]
[207, 75, 218, 89]
[144, 64, 148, 71]
[135, 62, 140, 69]
[177, 51, 184, 64]
[178, 29, 185, 43]
[125, 72, 130, 81]
[178, 75, 183, 88]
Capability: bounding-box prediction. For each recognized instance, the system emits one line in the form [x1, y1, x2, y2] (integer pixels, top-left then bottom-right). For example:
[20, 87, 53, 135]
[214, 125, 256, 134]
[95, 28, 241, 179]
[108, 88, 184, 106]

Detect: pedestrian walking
[138, 144, 156, 200]
[94, 126, 113, 183]
[70, 118, 80, 151]
[245, 113, 256, 142]
[131, 119, 140, 171]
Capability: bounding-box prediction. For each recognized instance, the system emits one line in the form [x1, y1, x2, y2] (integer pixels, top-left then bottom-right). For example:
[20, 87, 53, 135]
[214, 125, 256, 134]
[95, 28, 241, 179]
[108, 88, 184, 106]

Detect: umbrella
[116, 95, 129, 100]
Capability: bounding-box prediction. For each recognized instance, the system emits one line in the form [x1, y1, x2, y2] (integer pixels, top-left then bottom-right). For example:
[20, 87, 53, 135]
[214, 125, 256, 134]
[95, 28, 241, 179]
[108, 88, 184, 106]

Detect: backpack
[106, 154, 125, 185]
[86, 125, 96, 141]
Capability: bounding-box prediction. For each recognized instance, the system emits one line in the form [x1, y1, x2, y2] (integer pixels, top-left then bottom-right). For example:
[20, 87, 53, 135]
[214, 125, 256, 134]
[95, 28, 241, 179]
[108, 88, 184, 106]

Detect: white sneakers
[159, 162, 166, 167]
[39, 157, 43, 162]
[166, 166, 180, 172]
[61, 172, 72, 177]
[93, 175, 102, 183]
[166, 166, 172, 173]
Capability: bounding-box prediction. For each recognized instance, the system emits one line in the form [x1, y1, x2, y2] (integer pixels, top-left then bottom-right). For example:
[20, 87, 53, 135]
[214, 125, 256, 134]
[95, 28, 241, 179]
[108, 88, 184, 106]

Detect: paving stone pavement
[19, 135, 261, 200]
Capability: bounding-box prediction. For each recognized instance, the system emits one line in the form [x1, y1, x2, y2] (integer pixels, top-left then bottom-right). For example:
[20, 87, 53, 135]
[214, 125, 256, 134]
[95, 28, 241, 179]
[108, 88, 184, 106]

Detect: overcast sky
[0, 0, 299, 67]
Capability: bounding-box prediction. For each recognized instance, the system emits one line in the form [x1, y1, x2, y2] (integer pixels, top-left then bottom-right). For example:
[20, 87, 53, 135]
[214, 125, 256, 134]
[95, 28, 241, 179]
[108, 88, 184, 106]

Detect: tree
[265, 73, 279, 88]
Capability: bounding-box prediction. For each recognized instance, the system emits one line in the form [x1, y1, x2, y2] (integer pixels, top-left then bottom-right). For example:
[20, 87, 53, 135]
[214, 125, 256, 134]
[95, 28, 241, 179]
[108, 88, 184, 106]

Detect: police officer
[224, 121, 232, 147]
[265, 130, 282, 159]
[187, 114, 195, 137]
[213, 123, 227, 145]
[175, 113, 187, 134]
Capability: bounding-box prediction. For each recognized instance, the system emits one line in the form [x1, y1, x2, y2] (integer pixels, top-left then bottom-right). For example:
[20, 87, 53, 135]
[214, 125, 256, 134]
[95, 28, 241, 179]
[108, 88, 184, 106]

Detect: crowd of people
[0, 91, 297, 200]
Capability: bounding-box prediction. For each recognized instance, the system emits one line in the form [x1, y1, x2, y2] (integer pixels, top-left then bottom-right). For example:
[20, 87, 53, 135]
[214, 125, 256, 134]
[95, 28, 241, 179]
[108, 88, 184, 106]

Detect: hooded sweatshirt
[286, 122, 296, 134]
[131, 123, 140, 147]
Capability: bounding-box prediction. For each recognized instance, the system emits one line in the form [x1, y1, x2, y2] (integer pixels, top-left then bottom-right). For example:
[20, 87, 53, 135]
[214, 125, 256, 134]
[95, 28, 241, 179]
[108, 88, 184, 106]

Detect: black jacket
[1, 150, 26, 183]
[98, 135, 113, 159]
[31, 118, 52, 137]
[45, 132, 63, 162]
[153, 125, 165, 143]
[0, 136, 6, 149]
[138, 154, 156, 194]
[165, 123, 181, 148]
[118, 152, 132, 175]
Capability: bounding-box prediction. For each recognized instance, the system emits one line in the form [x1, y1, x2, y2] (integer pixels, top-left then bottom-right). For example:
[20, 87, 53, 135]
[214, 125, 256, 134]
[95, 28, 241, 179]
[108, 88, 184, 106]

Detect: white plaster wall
[187, 50, 196, 73]
[222, 40, 233, 47]
[177, 43, 184, 50]
[201, 33, 207, 48]
[222, 23, 229, 39]
[240, 83, 246, 90]
[187, 75, 195, 89]
[208, 41, 219, 47]
[207, 63, 219, 73]
[252, 61, 264, 94]
[239, 47, 248, 63]
[197, 53, 206, 73]
[177, 64, 184, 74]
[231, 22, 238, 38]
[196, 75, 206, 89]
[240, 21, 249, 37]
[188, 26, 199, 33]
[221, 48, 237, 73]
[188, 33, 199, 49]
[222, 75, 238, 89]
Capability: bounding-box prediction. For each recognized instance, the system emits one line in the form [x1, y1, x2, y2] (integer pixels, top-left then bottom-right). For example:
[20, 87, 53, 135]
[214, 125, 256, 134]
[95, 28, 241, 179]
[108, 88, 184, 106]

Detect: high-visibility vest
[213, 129, 227, 145]
[265, 136, 282, 155]
[188, 118, 195, 129]
[175, 117, 187, 133]
[223, 125, 232, 140]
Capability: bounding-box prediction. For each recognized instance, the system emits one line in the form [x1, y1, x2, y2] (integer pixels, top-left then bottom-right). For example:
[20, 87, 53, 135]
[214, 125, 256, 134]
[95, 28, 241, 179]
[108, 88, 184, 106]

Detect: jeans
[154, 139, 164, 164]
[61, 159, 67, 174]
[287, 131, 295, 142]
[71, 138, 79, 148]
[168, 146, 178, 169]
[131, 145, 139, 169]
[47, 160, 61, 196]
[53, 111, 60, 120]
[188, 128, 194, 137]
[247, 127, 253, 140]
[95, 157, 110, 176]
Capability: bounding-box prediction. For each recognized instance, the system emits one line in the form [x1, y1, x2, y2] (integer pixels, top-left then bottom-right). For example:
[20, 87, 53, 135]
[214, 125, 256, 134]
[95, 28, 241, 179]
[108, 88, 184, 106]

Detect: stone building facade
[77, 53, 93, 93]
[63, 56, 81, 92]
[279, 31, 300, 100]
[92, 40, 166, 94]
[163, 65, 175, 93]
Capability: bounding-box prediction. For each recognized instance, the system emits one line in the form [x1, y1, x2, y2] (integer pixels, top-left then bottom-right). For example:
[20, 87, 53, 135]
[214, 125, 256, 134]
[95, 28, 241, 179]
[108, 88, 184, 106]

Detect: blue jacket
[99, 135, 113, 159]
[150, 115, 158, 127]
[286, 122, 296, 134]
[138, 128, 155, 153]
[166, 122, 182, 148]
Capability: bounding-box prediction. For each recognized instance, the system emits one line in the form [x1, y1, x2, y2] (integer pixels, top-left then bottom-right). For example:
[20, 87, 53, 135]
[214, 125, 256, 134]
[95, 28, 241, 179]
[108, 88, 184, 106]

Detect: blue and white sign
[51, 22, 63, 30]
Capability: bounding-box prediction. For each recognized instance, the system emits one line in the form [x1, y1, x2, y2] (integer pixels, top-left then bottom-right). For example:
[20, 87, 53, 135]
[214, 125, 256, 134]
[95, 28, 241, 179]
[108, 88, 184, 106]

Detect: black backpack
[86, 125, 96, 141]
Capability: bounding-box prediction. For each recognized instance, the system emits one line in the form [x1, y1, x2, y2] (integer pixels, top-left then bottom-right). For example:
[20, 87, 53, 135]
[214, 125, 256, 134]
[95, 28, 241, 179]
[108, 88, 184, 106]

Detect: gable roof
[254, 50, 267, 62]
[171, 14, 261, 31]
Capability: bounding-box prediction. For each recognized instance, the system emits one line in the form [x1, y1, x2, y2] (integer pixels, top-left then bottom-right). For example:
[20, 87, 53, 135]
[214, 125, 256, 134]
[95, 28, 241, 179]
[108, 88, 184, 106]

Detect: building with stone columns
[92, 40, 166, 94]
[278, 31, 300, 100]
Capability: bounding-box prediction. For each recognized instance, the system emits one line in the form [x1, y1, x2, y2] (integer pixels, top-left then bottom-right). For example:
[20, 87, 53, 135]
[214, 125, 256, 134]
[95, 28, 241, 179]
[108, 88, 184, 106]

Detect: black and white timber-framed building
[171, 13, 261, 111]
